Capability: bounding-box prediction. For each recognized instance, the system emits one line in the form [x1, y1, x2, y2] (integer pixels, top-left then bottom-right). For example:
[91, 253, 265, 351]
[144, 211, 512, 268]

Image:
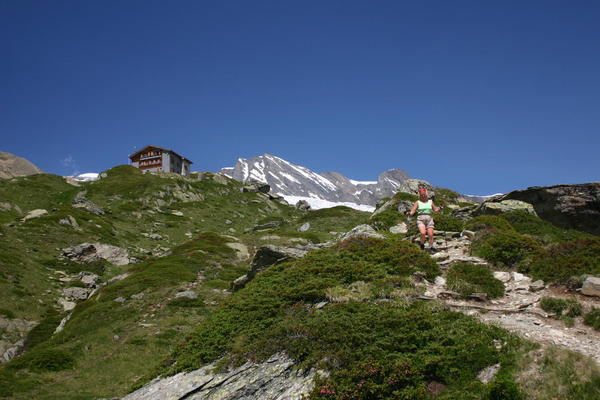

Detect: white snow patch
[279, 172, 301, 184]
[349, 179, 377, 185]
[69, 173, 99, 182]
[281, 195, 375, 212]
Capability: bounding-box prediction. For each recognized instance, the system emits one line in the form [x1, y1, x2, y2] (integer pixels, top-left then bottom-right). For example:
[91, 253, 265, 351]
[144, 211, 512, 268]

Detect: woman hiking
[406, 188, 442, 251]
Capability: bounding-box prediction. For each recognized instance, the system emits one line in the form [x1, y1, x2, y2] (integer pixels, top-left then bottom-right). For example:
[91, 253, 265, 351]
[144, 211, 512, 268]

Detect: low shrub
[499, 210, 590, 243]
[584, 309, 600, 331]
[446, 263, 505, 298]
[169, 238, 441, 373]
[434, 213, 464, 232]
[23, 309, 63, 350]
[528, 239, 600, 283]
[0, 308, 15, 319]
[472, 230, 541, 267]
[465, 215, 514, 232]
[167, 297, 205, 308]
[10, 348, 75, 372]
[370, 209, 403, 231]
[539, 297, 582, 317]
[488, 377, 524, 400]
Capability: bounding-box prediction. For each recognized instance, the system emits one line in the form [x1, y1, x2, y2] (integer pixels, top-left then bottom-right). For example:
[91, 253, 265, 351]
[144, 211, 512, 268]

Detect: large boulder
[474, 199, 537, 217]
[499, 183, 600, 234]
[339, 224, 386, 241]
[62, 243, 129, 265]
[0, 152, 43, 179]
[581, 276, 600, 297]
[397, 179, 435, 197]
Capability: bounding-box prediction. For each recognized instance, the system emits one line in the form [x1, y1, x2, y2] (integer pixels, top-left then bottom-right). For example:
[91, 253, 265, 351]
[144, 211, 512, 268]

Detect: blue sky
[2, 0, 598, 195]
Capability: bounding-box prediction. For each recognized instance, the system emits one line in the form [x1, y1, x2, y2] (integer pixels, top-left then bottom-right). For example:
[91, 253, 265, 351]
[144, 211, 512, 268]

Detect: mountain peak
[219, 155, 412, 210]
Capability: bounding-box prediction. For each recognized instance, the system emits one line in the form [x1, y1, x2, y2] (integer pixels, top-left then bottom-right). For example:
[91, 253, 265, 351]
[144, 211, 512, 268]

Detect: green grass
[446, 262, 505, 299]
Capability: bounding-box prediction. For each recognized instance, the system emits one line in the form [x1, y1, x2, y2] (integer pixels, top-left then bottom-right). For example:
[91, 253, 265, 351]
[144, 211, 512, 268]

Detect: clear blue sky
[2, 0, 598, 194]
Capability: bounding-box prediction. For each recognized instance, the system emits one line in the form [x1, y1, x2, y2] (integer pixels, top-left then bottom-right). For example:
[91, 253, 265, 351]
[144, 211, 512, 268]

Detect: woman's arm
[407, 201, 418, 216]
[432, 202, 443, 213]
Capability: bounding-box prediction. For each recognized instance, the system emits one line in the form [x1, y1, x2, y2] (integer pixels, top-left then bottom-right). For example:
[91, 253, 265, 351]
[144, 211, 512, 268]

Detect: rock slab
[122, 353, 315, 400]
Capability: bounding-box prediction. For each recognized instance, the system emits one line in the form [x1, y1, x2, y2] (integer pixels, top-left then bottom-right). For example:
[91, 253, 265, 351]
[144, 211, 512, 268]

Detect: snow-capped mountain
[219, 154, 411, 210]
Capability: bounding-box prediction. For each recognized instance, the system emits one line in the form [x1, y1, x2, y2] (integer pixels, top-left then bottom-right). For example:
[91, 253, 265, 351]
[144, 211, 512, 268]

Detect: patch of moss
[434, 213, 464, 232]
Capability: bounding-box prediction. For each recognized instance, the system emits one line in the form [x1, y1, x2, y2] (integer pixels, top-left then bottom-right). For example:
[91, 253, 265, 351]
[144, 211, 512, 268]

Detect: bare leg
[427, 227, 434, 248]
[418, 224, 426, 248]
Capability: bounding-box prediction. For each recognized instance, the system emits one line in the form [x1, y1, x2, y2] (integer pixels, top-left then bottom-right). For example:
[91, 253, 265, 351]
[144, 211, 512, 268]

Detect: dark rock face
[501, 183, 600, 234]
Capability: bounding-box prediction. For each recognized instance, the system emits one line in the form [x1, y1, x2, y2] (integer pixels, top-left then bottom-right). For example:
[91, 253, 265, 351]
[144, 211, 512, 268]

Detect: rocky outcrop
[295, 200, 311, 211]
[338, 224, 386, 241]
[62, 243, 130, 265]
[474, 199, 537, 217]
[72, 191, 106, 215]
[122, 353, 316, 400]
[500, 183, 600, 234]
[0, 317, 37, 363]
[581, 276, 600, 297]
[0, 152, 43, 179]
[233, 244, 320, 290]
[21, 209, 48, 221]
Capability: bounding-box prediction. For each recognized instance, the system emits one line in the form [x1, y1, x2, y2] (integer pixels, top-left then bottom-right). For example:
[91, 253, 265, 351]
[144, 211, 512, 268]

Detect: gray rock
[72, 192, 106, 215]
[298, 222, 311, 232]
[62, 242, 130, 265]
[529, 280, 545, 292]
[581, 276, 600, 297]
[493, 271, 512, 283]
[475, 199, 537, 217]
[62, 287, 92, 300]
[79, 272, 100, 286]
[58, 298, 76, 311]
[339, 224, 386, 241]
[171, 210, 184, 217]
[114, 297, 126, 303]
[389, 222, 408, 234]
[175, 290, 198, 299]
[477, 363, 501, 384]
[252, 220, 282, 231]
[131, 292, 145, 300]
[233, 244, 324, 290]
[21, 209, 47, 222]
[122, 353, 315, 400]
[295, 200, 311, 211]
[58, 215, 81, 230]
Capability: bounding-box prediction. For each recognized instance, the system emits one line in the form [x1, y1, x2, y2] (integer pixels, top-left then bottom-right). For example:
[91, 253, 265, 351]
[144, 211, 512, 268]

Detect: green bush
[584, 309, 600, 331]
[23, 309, 63, 350]
[499, 210, 590, 244]
[539, 297, 582, 317]
[434, 213, 464, 232]
[370, 209, 403, 231]
[0, 308, 15, 319]
[487, 377, 524, 400]
[528, 239, 600, 283]
[446, 263, 505, 299]
[11, 348, 75, 372]
[465, 215, 514, 232]
[169, 237, 441, 373]
[472, 230, 541, 267]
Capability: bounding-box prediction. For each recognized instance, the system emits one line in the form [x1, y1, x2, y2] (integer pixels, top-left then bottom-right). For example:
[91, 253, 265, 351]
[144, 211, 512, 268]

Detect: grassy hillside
[1, 169, 599, 399]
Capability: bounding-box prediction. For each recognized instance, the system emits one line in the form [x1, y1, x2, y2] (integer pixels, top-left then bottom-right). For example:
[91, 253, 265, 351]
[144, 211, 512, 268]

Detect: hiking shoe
[420, 243, 425, 250]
